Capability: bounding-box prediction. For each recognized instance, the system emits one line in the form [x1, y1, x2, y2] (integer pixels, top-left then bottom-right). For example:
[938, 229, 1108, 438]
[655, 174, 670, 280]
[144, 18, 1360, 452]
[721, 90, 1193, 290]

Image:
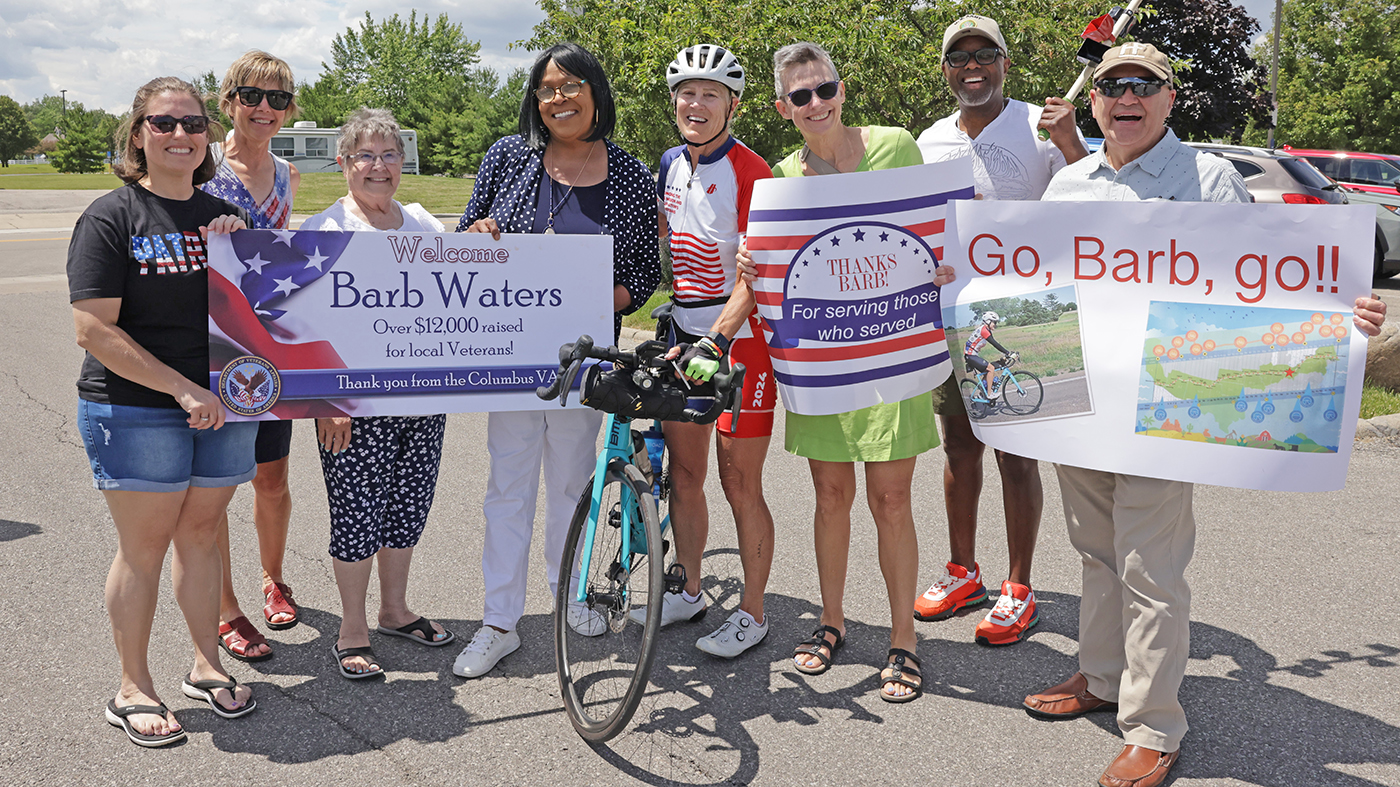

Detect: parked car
[1280, 147, 1400, 279]
[1187, 142, 1346, 205]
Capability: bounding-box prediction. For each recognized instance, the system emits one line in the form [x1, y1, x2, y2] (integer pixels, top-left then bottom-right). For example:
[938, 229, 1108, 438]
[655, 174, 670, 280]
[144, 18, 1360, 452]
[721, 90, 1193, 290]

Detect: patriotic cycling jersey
[658, 136, 772, 337]
[965, 324, 1007, 356]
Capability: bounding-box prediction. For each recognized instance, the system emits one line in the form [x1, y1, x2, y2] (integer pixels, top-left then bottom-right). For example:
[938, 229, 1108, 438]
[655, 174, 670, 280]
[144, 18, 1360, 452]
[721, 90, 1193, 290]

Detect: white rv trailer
[269, 121, 421, 175]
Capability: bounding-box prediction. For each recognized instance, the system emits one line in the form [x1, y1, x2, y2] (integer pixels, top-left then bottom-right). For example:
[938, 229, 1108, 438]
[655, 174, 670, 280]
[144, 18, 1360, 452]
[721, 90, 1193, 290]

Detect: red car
[1281, 147, 1400, 279]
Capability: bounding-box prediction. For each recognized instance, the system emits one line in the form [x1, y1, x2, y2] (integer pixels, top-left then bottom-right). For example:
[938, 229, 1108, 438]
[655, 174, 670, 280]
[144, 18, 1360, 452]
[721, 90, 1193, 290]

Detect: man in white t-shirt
[912, 15, 1087, 649]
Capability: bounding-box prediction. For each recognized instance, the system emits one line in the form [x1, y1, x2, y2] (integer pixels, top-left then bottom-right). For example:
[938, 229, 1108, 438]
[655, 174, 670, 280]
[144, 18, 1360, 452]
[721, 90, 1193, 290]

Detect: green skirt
[784, 394, 939, 462]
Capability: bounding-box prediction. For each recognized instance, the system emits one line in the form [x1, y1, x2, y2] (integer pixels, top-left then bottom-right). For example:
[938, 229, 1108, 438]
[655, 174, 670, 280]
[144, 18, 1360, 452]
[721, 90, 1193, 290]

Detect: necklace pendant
[544, 227, 555, 235]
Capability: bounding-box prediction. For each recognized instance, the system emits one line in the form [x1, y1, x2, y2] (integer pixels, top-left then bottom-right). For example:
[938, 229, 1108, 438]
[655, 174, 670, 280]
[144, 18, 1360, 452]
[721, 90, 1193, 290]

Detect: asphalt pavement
[1, 192, 1397, 786]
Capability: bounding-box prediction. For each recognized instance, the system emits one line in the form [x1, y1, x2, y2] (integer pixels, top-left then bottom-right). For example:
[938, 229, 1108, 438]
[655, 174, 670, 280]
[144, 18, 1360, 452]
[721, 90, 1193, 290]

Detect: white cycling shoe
[627, 589, 707, 627]
[696, 610, 767, 658]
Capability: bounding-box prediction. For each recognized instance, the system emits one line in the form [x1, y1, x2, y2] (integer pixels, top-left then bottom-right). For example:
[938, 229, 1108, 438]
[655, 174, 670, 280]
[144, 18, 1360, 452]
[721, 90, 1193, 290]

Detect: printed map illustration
[1137, 302, 1351, 453]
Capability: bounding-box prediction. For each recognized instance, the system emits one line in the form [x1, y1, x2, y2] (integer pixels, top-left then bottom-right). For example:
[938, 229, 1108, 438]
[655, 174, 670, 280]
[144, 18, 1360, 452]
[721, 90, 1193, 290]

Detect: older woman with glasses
[452, 42, 660, 679]
[71, 76, 257, 747]
[199, 50, 302, 664]
[301, 108, 456, 679]
[728, 42, 948, 703]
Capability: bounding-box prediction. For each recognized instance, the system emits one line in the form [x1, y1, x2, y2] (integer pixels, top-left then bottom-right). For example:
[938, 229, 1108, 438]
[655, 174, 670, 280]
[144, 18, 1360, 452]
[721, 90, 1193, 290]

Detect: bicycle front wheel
[555, 462, 664, 742]
[1002, 370, 1044, 415]
[960, 378, 989, 420]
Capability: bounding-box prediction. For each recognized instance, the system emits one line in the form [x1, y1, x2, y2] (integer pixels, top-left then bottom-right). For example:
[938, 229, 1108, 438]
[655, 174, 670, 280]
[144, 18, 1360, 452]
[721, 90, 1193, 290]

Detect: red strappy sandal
[219, 615, 272, 662]
[263, 581, 299, 631]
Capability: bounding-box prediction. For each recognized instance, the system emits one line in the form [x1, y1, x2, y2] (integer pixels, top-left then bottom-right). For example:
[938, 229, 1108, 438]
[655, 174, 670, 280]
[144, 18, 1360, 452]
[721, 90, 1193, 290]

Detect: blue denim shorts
[78, 400, 258, 492]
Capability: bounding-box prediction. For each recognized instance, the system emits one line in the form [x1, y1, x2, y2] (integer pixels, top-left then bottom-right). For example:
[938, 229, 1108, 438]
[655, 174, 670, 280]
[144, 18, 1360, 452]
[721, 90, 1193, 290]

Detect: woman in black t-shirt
[68, 77, 258, 748]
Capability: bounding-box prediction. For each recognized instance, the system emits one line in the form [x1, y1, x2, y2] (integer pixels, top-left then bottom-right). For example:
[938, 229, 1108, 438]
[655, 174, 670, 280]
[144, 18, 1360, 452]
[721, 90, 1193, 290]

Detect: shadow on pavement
[0, 519, 43, 542]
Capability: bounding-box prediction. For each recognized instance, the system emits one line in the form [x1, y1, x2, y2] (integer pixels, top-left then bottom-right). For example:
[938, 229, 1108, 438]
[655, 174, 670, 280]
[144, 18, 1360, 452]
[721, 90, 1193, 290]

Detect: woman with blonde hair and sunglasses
[199, 50, 302, 664]
[71, 76, 255, 746]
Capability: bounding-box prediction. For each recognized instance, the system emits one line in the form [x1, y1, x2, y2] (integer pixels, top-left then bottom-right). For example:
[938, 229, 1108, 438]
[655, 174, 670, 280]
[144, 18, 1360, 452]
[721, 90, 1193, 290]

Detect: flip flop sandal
[263, 581, 300, 631]
[376, 616, 456, 647]
[335, 644, 384, 680]
[105, 699, 186, 748]
[181, 675, 257, 719]
[792, 624, 845, 675]
[879, 647, 924, 704]
[219, 615, 272, 662]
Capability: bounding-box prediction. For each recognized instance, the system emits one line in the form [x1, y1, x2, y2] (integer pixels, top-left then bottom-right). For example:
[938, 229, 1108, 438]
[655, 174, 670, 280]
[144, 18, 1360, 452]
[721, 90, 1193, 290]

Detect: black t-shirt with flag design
[67, 182, 247, 409]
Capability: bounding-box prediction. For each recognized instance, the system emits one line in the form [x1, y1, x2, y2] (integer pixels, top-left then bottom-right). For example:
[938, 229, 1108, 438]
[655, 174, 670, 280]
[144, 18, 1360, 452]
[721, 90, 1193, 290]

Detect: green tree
[51, 109, 108, 173]
[23, 94, 67, 138]
[194, 71, 232, 130]
[1259, 0, 1400, 152]
[0, 96, 39, 166]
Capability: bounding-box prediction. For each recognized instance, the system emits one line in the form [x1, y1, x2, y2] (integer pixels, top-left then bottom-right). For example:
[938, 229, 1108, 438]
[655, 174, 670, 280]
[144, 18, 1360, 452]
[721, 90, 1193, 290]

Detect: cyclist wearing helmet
[628, 44, 778, 659]
[965, 310, 1012, 397]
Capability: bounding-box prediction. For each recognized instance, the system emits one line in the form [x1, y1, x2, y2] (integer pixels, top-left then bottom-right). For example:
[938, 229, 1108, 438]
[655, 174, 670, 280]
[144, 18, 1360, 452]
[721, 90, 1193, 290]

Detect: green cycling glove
[678, 337, 724, 382]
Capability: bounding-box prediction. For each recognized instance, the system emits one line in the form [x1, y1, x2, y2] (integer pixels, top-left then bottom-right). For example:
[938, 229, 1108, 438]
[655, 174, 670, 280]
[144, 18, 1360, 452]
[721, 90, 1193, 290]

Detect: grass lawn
[0, 162, 121, 190]
[1360, 382, 1400, 419]
[295, 173, 474, 215]
[946, 310, 1085, 379]
[622, 290, 671, 332]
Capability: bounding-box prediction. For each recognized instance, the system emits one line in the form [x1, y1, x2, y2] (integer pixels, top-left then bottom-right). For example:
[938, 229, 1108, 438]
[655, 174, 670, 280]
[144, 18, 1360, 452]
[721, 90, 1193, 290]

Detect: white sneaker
[566, 601, 606, 637]
[452, 627, 520, 678]
[627, 590, 707, 627]
[696, 610, 767, 658]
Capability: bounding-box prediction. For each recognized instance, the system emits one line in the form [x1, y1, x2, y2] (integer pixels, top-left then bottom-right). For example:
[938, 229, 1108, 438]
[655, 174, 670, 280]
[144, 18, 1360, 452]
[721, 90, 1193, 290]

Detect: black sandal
[181, 675, 256, 719]
[793, 624, 845, 675]
[879, 647, 923, 703]
[335, 644, 384, 680]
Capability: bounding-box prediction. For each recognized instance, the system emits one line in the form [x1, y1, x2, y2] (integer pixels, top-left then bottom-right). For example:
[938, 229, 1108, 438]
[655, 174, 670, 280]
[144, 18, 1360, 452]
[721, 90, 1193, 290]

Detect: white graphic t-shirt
[917, 99, 1082, 201]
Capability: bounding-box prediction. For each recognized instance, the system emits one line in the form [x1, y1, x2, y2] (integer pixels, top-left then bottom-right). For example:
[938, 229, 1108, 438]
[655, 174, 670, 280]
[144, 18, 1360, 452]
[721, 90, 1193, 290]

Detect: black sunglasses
[144, 114, 209, 135]
[234, 86, 294, 111]
[944, 47, 1003, 68]
[1094, 77, 1169, 98]
[786, 80, 839, 107]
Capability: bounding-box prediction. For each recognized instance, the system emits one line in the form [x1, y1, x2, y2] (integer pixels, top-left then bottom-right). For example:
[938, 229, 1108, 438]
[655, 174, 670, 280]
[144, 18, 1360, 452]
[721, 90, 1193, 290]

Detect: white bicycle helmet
[981, 311, 1001, 325]
[667, 44, 745, 97]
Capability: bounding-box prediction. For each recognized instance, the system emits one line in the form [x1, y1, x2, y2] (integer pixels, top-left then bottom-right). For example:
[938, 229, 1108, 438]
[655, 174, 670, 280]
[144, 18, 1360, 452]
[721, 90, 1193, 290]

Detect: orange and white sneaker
[914, 562, 988, 621]
[974, 580, 1039, 646]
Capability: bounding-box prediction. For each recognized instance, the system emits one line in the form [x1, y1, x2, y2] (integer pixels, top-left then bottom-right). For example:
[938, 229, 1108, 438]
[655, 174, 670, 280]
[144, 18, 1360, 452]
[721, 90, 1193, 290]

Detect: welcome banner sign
[746, 157, 974, 416]
[206, 229, 613, 419]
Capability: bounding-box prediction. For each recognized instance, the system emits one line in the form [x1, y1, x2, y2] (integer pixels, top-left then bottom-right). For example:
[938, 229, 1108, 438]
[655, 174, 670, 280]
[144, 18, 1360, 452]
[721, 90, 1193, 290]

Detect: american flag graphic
[207, 229, 356, 418]
[745, 160, 974, 416]
[670, 231, 726, 301]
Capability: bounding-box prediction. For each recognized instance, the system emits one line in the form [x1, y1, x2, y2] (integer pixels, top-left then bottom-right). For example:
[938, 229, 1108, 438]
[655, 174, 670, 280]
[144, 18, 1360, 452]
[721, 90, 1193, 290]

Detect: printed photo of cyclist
[628, 44, 779, 659]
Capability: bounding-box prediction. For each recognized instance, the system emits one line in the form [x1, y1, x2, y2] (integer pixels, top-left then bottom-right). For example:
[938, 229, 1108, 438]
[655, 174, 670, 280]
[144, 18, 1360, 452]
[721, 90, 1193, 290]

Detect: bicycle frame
[573, 413, 669, 603]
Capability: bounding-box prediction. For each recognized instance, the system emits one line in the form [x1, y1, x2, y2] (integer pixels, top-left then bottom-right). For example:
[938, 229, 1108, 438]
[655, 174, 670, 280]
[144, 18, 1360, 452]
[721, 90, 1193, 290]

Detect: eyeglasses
[534, 80, 589, 103]
[144, 114, 209, 135]
[944, 47, 1004, 68]
[1094, 77, 1169, 98]
[349, 151, 402, 168]
[786, 80, 839, 107]
[234, 86, 294, 111]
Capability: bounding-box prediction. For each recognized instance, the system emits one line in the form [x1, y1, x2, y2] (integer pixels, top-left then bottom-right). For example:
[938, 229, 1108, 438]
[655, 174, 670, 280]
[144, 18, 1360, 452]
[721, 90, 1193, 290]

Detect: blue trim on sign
[772, 350, 950, 388]
[749, 186, 975, 223]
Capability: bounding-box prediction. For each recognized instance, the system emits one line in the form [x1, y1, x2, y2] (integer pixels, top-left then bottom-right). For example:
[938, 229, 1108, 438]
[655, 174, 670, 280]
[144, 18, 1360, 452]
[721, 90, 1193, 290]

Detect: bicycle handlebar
[536, 335, 747, 426]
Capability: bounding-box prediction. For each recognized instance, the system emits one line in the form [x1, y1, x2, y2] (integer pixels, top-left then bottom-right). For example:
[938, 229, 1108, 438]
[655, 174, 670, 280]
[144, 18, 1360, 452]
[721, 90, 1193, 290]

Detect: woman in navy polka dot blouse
[451, 42, 662, 678]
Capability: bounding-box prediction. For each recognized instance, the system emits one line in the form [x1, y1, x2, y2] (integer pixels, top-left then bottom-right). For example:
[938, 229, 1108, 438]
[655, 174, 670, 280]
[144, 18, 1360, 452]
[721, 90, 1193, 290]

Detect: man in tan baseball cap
[941, 14, 1009, 57]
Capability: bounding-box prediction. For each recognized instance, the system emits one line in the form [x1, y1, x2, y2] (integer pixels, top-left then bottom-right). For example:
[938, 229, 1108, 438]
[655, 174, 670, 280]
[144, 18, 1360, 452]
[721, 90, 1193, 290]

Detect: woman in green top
[712, 42, 948, 702]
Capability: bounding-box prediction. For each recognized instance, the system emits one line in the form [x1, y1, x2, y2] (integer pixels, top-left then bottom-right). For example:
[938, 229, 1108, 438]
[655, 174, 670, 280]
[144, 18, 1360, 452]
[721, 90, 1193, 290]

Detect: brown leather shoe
[1023, 672, 1118, 719]
[1098, 745, 1179, 787]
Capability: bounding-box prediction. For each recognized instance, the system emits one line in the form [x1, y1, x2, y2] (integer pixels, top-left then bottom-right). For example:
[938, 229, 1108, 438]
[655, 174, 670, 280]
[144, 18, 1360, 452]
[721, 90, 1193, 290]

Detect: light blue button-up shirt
[1041, 129, 1250, 204]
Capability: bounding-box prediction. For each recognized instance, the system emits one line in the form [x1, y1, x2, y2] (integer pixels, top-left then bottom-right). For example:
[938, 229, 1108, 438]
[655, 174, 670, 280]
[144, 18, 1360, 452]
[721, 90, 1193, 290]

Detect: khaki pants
[1054, 465, 1195, 752]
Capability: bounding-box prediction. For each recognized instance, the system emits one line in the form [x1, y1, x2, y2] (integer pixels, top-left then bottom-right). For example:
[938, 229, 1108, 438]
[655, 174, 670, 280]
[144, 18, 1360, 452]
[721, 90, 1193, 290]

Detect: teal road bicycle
[962, 351, 1044, 420]
[535, 334, 745, 741]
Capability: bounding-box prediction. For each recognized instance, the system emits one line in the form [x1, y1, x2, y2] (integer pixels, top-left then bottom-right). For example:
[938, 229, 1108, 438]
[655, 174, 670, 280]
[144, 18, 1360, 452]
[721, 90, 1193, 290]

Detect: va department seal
[218, 356, 281, 416]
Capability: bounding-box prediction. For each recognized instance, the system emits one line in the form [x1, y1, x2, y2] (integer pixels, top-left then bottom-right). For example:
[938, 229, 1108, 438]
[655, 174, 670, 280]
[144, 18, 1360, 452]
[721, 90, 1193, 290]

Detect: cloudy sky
[1, 0, 1279, 113]
[0, 1, 547, 112]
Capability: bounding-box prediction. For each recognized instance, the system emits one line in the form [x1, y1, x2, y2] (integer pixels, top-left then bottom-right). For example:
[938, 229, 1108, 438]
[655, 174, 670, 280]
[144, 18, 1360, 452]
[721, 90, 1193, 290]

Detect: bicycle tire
[960, 378, 989, 420]
[1002, 370, 1044, 415]
[555, 462, 664, 742]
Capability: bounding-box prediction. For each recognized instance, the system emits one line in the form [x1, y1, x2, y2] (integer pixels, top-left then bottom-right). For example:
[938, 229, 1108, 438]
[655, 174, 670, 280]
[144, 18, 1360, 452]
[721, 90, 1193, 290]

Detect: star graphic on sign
[813, 246, 822, 257]
[899, 239, 908, 247]
[272, 276, 300, 297]
[243, 252, 271, 275]
[271, 229, 296, 246]
[303, 248, 330, 272]
[1285, 368, 1295, 377]
[830, 236, 841, 247]
[853, 229, 866, 242]
[802, 259, 809, 266]
[879, 231, 889, 242]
